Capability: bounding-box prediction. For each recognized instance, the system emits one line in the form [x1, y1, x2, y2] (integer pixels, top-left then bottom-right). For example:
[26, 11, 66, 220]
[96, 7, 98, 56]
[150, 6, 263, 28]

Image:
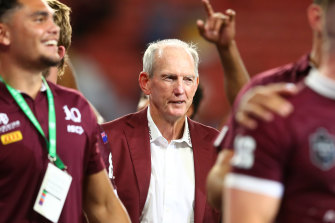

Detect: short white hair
[142, 39, 199, 78]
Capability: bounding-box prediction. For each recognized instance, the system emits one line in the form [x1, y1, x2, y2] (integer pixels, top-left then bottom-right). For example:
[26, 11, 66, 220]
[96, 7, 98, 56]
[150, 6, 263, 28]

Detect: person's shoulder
[48, 81, 87, 103]
[102, 109, 146, 130]
[249, 54, 310, 87]
[246, 83, 310, 133]
[188, 118, 219, 135]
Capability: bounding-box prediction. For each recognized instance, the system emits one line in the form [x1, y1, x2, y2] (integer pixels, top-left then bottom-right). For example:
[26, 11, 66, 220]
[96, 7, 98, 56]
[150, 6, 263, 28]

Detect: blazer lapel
[125, 108, 152, 213]
[189, 119, 214, 223]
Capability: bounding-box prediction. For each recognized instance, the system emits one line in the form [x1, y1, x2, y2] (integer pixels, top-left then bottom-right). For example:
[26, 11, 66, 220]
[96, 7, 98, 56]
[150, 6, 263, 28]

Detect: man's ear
[308, 4, 323, 34]
[0, 24, 10, 45]
[58, 45, 66, 59]
[139, 72, 151, 95]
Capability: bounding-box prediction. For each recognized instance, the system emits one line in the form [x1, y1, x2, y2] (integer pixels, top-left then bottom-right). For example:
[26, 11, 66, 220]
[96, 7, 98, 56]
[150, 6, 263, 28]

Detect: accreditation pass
[33, 163, 72, 222]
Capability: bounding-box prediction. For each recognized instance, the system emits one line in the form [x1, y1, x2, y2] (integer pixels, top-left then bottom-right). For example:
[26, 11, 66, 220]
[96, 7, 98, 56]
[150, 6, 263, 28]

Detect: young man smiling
[0, 0, 130, 222]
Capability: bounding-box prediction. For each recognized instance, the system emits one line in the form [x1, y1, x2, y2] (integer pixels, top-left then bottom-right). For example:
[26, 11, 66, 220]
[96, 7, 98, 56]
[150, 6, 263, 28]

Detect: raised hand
[197, 0, 236, 48]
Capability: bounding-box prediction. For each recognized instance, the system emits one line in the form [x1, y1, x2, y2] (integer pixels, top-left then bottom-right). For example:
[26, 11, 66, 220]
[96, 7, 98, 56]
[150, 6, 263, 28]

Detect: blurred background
[60, 0, 311, 129]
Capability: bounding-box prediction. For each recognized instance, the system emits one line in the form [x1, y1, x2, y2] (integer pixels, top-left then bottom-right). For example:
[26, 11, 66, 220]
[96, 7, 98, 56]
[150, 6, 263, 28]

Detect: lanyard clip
[48, 154, 56, 163]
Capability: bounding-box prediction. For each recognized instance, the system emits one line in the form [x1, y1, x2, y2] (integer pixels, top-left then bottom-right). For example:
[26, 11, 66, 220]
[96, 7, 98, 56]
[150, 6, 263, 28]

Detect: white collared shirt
[140, 107, 195, 223]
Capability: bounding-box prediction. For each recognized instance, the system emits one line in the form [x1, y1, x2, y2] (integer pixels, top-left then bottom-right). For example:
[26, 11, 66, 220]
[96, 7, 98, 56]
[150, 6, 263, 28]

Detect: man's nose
[174, 79, 185, 95]
[48, 17, 60, 39]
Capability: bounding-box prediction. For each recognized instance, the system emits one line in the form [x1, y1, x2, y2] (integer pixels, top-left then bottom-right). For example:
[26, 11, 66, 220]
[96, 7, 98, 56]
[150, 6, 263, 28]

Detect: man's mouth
[170, 100, 185, 104]
[43, 40, 58, 47]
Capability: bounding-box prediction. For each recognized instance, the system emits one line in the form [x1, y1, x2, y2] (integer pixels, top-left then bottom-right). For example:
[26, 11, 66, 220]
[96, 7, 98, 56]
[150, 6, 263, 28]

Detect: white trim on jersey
[224, 173, 284, 198]
[213, 125, 228, 148]
[305, 68, 335, 100]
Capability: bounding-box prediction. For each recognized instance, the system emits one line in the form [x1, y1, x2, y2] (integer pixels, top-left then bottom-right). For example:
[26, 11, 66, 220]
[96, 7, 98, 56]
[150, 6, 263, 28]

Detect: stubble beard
[40, 55, 61, 68]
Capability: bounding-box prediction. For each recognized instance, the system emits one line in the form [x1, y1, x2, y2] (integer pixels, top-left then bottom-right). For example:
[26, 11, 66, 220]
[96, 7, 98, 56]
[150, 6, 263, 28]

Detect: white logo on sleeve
[232, 135, 256, 169]
[0, 113, 9, 125]
[63, 105, 81, 123]
[63, 105, 83, 135]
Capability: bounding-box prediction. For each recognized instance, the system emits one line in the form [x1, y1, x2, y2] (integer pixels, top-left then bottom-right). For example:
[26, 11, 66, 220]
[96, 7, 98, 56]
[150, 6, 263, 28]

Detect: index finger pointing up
[202, 0, 214, 16]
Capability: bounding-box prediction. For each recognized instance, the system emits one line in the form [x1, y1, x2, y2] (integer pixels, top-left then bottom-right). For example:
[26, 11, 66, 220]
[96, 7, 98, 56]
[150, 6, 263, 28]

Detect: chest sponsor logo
[310, 128, 335, 171]
[0, 113, 9, 125]
[0, 113, 21, 134]
[63, 105, 84, 135]
[1, 130, 23, 145]
[63, 105, 81, 123]
[67, 125, 84, 135]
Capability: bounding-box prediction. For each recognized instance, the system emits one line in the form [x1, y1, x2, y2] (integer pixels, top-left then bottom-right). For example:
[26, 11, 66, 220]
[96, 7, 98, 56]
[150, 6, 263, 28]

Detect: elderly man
[101, 39, 220, 223]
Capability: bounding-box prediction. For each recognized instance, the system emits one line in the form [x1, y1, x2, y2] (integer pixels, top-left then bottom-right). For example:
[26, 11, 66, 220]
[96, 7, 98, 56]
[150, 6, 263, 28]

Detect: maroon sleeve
[84, 102, 105, 175]
[231, 115, 292, 182]
[217, 61, 305, 151]
[85, 124, 105, 175]
[217, 78, 256, 151]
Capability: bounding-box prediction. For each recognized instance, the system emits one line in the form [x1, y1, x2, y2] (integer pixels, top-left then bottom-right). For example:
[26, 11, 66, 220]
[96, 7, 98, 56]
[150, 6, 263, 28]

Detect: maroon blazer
[101, 108, 220, 223]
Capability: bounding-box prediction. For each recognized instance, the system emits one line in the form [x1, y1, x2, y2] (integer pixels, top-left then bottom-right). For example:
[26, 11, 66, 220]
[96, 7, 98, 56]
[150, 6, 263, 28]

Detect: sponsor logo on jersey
[0, 113, 9, 125]
[63, 105, 81, 123]
[67, 125, 84, 135]
[1, 130, 23, 145]
[310, 128, 335, 171]
[63, 105, 84, 135]
[0, 113, 21, 134]
[232, 135, 256, 169]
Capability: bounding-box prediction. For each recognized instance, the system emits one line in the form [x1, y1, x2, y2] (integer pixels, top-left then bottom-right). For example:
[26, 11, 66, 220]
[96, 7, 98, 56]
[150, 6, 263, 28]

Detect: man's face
[148, 46, 198, 122]
[5, 0, 60, 69]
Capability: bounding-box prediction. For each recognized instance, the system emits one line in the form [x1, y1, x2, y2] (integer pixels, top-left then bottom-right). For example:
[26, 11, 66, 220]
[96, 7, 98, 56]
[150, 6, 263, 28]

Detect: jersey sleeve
[215, 78, 256, 151]
[226, 116, 292, 198]
[83, 102, 105, 176]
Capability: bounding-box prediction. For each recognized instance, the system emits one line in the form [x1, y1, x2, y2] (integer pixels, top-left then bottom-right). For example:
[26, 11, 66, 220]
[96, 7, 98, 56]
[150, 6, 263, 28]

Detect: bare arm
[197, 0, 249, 105]
[206, 149, 234, 210]
[224, 187, 281, 223]
[83, 170, 131, 223]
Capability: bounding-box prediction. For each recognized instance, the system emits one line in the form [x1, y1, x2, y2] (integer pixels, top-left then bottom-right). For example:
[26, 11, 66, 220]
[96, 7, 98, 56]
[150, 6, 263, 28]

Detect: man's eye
[164, 76, 174, 81]
[34, 16, 46, 23]
[184, 78, 194, 83]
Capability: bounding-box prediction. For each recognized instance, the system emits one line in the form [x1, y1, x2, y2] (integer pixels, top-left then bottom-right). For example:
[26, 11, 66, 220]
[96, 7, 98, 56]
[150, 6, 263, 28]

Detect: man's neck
[310, 32, 323, 68]
[320, 52, 335, 81]
[149, 109, 186, 143]
[0, 63, 43, 99]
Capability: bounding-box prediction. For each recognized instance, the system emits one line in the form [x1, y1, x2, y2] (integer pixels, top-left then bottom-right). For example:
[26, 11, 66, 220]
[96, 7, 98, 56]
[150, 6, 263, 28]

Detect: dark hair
[316, 0, 335, 9]
[313, 0, 324, 5]
[0, 0, 21, 21]
[190, 85, 203, 119]
[323, 0, 335, 8]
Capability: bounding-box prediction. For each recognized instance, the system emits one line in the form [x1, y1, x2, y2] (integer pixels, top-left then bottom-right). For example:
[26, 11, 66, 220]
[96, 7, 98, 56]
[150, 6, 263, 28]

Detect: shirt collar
[147, 106, 192, 147]
[305, 68, 335, 100]
[0, 76, 47, 92]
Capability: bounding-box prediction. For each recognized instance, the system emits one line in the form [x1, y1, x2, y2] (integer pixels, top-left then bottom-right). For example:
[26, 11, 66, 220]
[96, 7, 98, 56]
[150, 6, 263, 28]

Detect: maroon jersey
[214, 54, 311, 150]
[227, 70, 335, 222]
[0, 81, 105, 223]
